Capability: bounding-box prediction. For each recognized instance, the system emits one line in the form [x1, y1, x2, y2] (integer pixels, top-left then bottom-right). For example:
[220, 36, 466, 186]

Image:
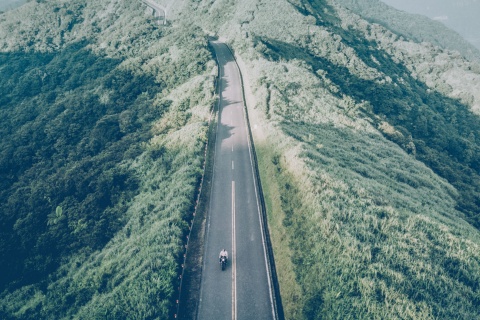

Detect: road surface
[141, 0, 166, 24]
[196, 41, 276, 320]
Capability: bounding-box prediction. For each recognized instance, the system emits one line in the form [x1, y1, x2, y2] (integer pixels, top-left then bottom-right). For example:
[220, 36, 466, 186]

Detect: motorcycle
[220, 255, 227, 271]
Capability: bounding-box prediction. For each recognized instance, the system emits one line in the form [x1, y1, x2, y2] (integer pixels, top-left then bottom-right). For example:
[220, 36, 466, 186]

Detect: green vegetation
[189, 0, 480, 318]
[274, 122, 480, 319]
[335, 0, 480, 62]
[2, 0, 480, 318]
[0, 0, 215, 318]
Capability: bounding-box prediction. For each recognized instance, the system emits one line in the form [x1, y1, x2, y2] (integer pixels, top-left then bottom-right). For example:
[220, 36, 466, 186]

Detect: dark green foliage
[214, 0, 480, 317]
[303, 291, 324, 320]
[256, 23, 480, 228]
[0, 0, 215, 318]
[273, 122, 480, 319]
[0, 42, 158, 292]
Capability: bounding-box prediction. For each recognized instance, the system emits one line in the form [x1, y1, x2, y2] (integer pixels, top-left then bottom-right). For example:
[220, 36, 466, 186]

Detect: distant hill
[381, 0, 480, 51]
[0, 0, 27, 12]
[1, 0, 479, 319]
[335, 0, 480, 62]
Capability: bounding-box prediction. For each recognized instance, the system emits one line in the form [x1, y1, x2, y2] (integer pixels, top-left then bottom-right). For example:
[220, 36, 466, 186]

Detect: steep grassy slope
[2, 0, 480, 318]
[188, 0, 480, 318]
[0, 0, 215, 318]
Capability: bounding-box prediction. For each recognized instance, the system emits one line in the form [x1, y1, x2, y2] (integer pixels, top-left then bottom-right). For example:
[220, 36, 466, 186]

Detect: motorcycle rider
[219, 249, 228, 263]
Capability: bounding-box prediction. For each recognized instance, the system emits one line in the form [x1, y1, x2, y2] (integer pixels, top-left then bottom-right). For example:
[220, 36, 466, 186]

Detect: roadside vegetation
[2, 0, 480, 318]
[0, 0, 215, 318]
[190, 0, 480, 318]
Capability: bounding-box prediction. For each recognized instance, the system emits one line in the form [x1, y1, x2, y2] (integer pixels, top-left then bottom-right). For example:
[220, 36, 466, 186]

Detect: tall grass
[0, 0, 216, 318]
[210, 0, 480, 318]
[247, 73, 480, 317]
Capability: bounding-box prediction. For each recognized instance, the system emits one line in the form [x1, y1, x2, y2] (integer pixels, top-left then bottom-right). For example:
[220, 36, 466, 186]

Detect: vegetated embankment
[0, 0, 217, 318]
[188, 0, 480, 318]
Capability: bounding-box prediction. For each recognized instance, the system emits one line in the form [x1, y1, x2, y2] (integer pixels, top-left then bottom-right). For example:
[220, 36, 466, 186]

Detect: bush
[0, 0, 215, 318]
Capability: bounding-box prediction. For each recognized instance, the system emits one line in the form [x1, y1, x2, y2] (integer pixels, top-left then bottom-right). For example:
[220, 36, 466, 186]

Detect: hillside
[0, 0, 27, 12]
[381, 0, 480, 51]
[1, 0, 480, 319]
[336, 0, 480, 62]
[186, 0, 480, 318]
[0, 0, 215, 318]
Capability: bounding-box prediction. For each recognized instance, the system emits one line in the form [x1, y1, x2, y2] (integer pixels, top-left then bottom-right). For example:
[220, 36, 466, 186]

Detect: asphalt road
[197, 41, 275, 320]
[141, 0, 166, 24]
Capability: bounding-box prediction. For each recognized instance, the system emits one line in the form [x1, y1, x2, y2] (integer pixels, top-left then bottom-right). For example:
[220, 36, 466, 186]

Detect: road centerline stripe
[232, 180, 237, 320]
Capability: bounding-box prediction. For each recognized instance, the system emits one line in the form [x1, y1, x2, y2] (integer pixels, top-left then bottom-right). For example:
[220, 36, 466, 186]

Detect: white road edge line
[197, 41, 223, 319]
[232, 180, 237, 320]
[239, 69, 277, 319]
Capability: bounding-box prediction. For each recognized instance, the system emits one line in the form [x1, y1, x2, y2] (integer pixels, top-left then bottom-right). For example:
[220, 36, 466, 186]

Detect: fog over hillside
[0, 0, 26, 11]
[336, 0, 480, 62]
[381, 0, 480, 50]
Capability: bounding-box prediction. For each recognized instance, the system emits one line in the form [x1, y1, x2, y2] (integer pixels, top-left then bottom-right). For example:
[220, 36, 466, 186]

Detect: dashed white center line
[232, 180, 237, 320]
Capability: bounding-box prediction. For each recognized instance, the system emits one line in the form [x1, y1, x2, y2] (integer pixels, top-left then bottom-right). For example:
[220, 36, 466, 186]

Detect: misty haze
[1, 0, 479, 319]
[381, 0, 480, 50]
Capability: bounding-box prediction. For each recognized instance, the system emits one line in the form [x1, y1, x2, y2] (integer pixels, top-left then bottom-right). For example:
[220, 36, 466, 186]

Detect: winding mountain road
[196, 41, 276, 320]
[141, 0, 167, 24]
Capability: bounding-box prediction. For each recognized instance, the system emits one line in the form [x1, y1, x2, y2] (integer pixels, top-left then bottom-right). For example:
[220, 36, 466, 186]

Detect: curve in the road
[141, 0, 167, 25]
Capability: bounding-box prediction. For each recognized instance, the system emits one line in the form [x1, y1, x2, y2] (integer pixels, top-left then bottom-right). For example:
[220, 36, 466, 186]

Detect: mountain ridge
[336, 0, 480, 62]
[0, 1, 215, 318]
[0, 0, 479, 319]
[186, 0, 480, 317]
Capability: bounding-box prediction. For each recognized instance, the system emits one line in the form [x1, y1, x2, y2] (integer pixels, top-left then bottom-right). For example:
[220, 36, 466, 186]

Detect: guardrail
[176, 40, 284, 320]
[141, 0, 167, 25]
